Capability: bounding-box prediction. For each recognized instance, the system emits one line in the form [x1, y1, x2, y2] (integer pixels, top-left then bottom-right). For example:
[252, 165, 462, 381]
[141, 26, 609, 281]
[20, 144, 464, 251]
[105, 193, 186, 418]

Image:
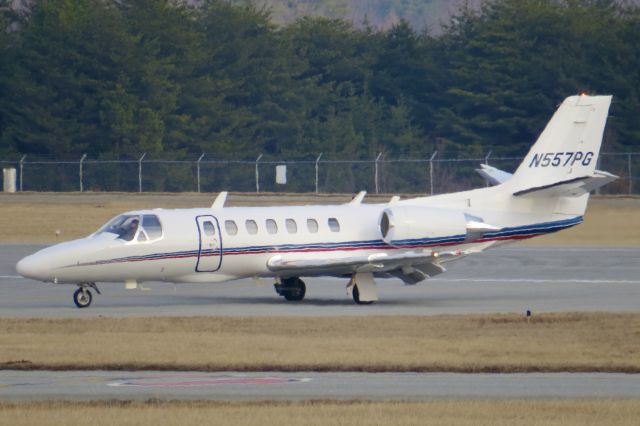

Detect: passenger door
[195, 215, 222, 272]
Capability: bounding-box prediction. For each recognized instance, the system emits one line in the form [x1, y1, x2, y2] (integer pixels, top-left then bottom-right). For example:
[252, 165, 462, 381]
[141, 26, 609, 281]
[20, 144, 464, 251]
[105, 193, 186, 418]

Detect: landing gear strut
[274, 277, 306, 302]
[351, 284, 374, 305]
[347, 273, 377, 305]
[73, 283, 100, 308]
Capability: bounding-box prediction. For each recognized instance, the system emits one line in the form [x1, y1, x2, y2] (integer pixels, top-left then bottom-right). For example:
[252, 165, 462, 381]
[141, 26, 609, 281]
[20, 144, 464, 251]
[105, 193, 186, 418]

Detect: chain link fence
[1, 152, 638, 195]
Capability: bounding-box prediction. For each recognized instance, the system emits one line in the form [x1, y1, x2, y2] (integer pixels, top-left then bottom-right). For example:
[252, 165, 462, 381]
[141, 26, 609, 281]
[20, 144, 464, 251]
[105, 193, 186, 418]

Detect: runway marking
[0, 275, 21, 279]
[496, 247, 640, 253]
[108, 375, 312, 387]
[431, 278, 640, 284]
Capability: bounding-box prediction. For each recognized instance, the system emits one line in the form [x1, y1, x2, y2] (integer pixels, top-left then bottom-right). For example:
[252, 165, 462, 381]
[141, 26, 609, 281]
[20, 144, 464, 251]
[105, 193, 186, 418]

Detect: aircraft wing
[266, 243, 495, 284]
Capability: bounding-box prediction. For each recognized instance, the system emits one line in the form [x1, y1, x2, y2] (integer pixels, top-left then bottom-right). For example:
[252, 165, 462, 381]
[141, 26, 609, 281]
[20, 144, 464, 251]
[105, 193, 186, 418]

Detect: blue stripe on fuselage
[73, 216, 583, 267]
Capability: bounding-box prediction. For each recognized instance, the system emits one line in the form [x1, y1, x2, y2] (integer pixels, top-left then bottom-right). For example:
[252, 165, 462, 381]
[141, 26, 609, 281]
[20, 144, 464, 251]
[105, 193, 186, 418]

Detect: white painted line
[0, 275, 22, 279]
[431, 278, 640, 284]
[496, 247, 640, 253]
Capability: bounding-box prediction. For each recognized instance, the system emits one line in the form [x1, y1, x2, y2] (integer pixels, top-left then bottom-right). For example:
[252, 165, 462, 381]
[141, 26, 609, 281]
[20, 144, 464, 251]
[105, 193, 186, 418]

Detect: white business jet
[16, 95, 617, 308]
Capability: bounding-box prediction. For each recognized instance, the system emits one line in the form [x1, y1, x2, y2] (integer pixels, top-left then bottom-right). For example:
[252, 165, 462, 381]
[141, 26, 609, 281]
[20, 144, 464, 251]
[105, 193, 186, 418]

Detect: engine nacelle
[379, 206, 485, 246]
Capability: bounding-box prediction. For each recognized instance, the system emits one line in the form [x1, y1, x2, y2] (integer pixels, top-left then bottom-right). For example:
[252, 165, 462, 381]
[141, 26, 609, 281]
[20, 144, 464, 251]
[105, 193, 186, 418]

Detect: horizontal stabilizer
[513, 170, 618, 197]
[476, 164, 513, 185]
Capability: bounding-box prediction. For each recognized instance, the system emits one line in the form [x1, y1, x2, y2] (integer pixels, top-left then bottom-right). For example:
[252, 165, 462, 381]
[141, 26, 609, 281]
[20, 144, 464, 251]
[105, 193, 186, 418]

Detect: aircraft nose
[16, 254, 47, 281]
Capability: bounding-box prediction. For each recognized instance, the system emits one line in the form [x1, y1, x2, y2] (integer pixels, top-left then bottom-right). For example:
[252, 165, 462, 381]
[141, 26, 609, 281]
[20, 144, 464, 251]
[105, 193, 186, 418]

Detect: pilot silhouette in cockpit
[123, 218, 139, 241]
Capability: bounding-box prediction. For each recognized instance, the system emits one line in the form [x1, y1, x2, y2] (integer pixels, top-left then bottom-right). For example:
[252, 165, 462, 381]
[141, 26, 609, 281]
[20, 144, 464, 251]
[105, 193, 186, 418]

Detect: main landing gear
[274, 273, 379, 305]
[351, 285, 374, 305]
[274, 277, 306, 302]
[347, 272, 378, 305]
[73, 283, 100, 308]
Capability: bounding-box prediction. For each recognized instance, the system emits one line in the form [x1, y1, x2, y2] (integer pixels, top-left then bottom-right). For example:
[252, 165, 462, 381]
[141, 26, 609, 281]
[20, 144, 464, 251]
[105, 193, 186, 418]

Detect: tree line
[1, 0, 639, 164]
[228, 0, 479, 32]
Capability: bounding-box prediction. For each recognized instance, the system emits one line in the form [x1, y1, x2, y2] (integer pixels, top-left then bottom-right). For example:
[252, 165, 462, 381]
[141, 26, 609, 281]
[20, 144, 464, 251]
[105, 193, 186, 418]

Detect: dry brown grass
[521, 197, 640, 246]
[1, 400, 639, 426]
[1, 313, 639, 373]
[1, 193, 638, 245]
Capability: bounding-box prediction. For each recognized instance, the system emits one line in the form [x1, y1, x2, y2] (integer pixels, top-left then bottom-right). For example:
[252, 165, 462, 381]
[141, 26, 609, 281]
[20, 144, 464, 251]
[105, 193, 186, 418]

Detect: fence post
[629, 153, 633, 195]
[138, 153, 146, 193]
[197, 153, 205, 193]
[374, 152, 382, 194]
[255, 154, 263, 193]
[429, 151, 438, 195]
[315, 153, 323, 194]
[79, 153, 87, 192]
[19, 155, 26, 192]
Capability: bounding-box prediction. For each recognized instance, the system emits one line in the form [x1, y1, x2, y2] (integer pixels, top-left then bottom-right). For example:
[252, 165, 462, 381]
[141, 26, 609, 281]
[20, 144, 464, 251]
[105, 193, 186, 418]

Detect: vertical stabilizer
[508, 95, 612, 195]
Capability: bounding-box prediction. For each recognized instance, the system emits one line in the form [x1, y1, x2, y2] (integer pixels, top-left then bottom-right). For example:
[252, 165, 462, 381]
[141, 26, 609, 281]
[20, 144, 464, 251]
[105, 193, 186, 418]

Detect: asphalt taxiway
[1, 371, 639, 401]
[1, 245, 639, 316]
[2, 245, 639, 403]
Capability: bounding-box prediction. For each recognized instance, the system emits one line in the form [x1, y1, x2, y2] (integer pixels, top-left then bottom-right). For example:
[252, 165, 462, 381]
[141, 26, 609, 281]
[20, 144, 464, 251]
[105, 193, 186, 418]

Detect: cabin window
[245, 219, 258, 235]
[328, 218, 340, 232]
[307, 219, 319, 233]
[286, 218, 298, 234]
[142, 215, 163, 240]
[225, 220, 238, 235]
[266, 219, 278, 234]
[203, 221, 215, 236]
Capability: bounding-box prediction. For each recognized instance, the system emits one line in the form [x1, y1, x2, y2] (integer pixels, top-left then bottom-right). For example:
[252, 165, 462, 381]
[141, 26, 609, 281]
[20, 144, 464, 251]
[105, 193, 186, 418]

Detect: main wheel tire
[352, 285, 374, 305]
[283, 278, 306, 301]
[73, 288, 92, 308]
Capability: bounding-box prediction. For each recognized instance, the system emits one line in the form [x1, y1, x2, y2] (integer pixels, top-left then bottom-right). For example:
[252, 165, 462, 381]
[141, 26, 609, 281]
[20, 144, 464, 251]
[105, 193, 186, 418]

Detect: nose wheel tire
[73, 288, 93, 308]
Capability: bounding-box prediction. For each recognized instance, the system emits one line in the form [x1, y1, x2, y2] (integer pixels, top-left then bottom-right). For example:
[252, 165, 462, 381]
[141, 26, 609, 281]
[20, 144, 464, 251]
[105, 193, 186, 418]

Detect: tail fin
[508, 95, 613, 196]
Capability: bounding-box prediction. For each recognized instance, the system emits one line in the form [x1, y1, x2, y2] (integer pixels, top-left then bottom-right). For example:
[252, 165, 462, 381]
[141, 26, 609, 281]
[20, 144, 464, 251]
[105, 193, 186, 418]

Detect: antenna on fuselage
[349, 191, 367, 205]
[211, 191, 228, 209]
[388, 196, 400, 205]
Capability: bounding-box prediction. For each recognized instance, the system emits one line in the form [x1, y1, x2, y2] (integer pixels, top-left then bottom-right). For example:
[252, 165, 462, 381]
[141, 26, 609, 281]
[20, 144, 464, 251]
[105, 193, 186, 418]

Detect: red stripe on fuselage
[89, 232, 542, 267]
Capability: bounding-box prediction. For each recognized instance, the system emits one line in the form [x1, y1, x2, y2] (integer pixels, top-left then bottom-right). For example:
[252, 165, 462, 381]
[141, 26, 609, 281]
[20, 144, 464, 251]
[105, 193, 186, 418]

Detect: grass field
[1, 400, 639, 426]
[1, 193, 638, 245]
[1, 313, 638, 373]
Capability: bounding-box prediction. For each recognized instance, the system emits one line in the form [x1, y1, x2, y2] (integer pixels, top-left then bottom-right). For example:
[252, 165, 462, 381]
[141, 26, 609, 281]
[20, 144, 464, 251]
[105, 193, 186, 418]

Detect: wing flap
[390, 262, 446, 285]
[267, 249, 475, 282]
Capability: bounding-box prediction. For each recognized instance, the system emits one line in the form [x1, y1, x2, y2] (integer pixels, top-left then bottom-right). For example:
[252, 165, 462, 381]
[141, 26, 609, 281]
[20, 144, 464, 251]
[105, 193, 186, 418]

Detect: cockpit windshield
[96, 214, 163, 242]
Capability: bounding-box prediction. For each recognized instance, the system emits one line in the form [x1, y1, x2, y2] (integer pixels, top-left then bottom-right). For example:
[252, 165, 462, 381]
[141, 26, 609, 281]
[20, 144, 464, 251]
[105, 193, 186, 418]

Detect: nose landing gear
[73, 283, 100, 308]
